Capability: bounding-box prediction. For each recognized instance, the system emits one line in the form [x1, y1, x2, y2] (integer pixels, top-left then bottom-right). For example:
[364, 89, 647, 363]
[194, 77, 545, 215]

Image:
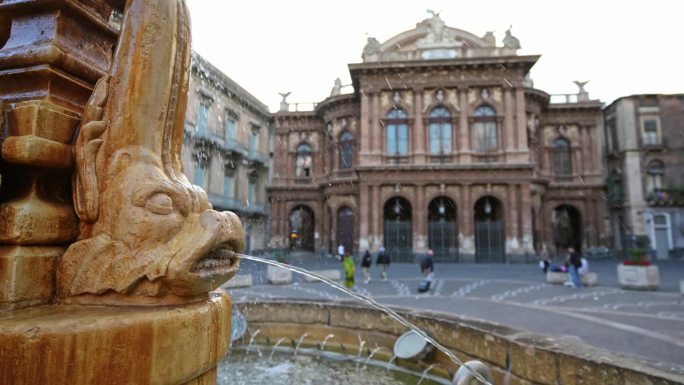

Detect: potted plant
[617, 236, 659, 290]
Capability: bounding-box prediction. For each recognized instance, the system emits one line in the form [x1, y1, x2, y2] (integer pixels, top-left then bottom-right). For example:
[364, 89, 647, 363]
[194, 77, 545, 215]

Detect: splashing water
[417, 364, 439, 385]
[364, 347, 387, 368]
[294, 333, 309, 356]
[320, 334, 335, 351]
[238, 254, 493, 385]
[269, 337, 287, 360]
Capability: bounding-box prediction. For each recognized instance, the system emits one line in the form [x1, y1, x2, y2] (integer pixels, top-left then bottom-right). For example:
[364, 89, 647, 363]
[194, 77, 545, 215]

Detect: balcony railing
[247, 149, 268, 164]
[208, 194, 242, 211]
[225, 139, 248, 156]
[429, 154, 453, 164]
[245, 202, 266, 215]
[472, 153, 500, 163]
[647, 189, 684, 206]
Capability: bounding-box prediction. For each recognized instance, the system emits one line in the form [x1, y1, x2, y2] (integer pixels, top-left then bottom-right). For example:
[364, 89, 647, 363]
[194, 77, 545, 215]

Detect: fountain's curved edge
[232, 298, 684, 385]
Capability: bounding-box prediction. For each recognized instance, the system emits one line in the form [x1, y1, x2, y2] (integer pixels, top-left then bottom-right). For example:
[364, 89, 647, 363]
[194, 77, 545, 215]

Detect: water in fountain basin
[238, 254, 493, 385]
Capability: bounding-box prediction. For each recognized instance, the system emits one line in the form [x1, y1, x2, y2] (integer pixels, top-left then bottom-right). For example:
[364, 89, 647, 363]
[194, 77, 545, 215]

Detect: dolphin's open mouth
[191, 244, 239, 273]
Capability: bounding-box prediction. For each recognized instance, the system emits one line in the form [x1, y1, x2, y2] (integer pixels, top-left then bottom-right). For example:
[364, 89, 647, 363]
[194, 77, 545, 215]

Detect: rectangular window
[197, 102, 209, 136]
[249, 131, 257, 156]
[224, 118, 236, 143]
[223, 174, 234, 197]
[397, 124, 408, 155]
[642, 118, 659, 145]
[248, 180, 256, 204]
[441, 124, 452, 153]
[193, 165, 206, 189]
[429, 124, 440, 154]
[387, 125, 397, 154]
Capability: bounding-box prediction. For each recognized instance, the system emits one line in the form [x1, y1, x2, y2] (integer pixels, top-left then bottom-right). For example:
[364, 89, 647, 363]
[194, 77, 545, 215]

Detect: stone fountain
[0, 0, 243, 384]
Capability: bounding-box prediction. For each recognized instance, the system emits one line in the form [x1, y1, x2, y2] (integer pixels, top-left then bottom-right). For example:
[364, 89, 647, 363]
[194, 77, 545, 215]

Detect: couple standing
[361, 247, 390, 284]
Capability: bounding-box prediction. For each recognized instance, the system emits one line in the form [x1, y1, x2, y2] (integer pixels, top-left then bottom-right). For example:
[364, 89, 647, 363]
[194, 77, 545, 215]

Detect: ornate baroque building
[604, 94, 684, 259]
[268, 15, 607, 262]
[182, 53, 272, 253]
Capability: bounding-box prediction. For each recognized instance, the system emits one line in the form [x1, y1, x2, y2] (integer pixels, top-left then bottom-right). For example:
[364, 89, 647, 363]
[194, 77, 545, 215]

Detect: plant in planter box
[618, 236, 659, 290]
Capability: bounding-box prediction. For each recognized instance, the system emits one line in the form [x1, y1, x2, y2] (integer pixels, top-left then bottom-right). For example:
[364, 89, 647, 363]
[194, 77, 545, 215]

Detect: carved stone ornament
[57, 0, 244, 303]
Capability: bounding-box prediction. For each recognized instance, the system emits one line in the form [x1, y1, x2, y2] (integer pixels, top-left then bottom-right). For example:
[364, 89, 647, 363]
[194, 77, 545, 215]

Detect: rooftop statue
[426, 9, 446, 42]
[502, 26, 521, 50]
[58, 0, 244, 303]
[574, 80, 590, 94]
[362, 37, 381, 58]
[330, 78, 342, 96]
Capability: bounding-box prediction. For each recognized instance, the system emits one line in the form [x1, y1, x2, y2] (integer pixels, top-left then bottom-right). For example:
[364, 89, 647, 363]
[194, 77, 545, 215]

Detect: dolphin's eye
[145, 193, 174, 215]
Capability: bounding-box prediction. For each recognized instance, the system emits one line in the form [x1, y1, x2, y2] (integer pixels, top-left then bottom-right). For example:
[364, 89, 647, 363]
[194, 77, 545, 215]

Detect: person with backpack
[418, 249, 435, 293]
[361, 250, 372, 284]
[376, 246, 390, 281]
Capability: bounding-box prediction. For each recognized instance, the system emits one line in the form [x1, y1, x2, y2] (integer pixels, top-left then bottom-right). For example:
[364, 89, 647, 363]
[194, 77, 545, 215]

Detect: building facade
[182, 53, 272, 253]
[268, 15, 607, 262]
[604, 94, 684, 259]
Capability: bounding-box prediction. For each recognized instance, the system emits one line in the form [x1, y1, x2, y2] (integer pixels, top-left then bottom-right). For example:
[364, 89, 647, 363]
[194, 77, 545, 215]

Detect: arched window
[646, 160, 664, 193]
[553, 137, 572, 177]
[386, 108, 408, 156]
[338, 131, 354, 169]
[429, 107, 452, 154]
[295, 143, 313, 177]
[473, 106, 497, 152]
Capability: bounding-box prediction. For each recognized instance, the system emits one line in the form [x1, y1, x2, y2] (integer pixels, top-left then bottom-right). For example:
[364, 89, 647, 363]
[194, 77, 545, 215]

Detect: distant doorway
[337, 206, 355, 254]
[474, 196, 505, 263]
[289, 206, 315, 251]
[428, 196, 458, 262]
[552, 205, 582, 252]
[383, 197, 413, 262]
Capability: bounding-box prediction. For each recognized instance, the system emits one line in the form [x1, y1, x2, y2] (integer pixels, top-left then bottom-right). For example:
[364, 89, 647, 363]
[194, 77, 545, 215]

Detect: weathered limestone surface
[0, 0, 244, 384]
[0, 292, 232, 385]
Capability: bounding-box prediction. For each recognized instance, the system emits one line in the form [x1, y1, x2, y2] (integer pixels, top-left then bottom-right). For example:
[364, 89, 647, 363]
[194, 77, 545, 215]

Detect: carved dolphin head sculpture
[57, 0, 243, 303]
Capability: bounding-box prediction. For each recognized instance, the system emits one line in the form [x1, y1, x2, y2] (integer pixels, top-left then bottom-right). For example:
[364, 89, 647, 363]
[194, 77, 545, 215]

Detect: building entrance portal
[337, 206, 355, 254]
[384, 197, 413, 262]
[428, 196, 458, 262]
[474, 196, 505, 263]
[552, 204, 582, 252]
[289, 205, 315, 251]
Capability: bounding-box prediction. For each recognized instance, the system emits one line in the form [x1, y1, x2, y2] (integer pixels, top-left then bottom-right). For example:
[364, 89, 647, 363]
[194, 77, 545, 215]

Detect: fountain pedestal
[0, 292, 231, 385]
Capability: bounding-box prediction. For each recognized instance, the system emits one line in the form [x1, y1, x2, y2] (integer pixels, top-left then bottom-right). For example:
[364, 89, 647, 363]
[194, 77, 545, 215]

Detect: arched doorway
[428, 196, 458, 262]
[383, 197, 412, 262]
[474, 196, 505, 263]
[289, 205, 315, 251]
[552, 205, 582, 252]
[337, 206, 355, 254]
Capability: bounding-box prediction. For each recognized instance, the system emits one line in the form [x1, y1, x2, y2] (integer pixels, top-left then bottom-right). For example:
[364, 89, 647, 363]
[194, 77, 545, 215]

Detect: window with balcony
[386, 108, 408, 156]
[552, 137, 572, 178]
[429, 107, 452, 154]
[641, 118, 660, 146]
[646, 160, 664, 193]
[473, 106, 497, 152]
[224, 118, 236, 143]
[295, 142, 313, 177]
[338, 131, 354, 169]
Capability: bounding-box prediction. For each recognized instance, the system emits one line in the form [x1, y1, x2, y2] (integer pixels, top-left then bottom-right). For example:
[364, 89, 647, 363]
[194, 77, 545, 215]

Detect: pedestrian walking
[418, 249, 435, 293]
[337, 244, 345, 262]
[565, 247, 582, 288]
[343, 252, 355, 289]
[361, 250, 372, 284]
[376, 246, 390, 281]
[539, 244, 550, 274]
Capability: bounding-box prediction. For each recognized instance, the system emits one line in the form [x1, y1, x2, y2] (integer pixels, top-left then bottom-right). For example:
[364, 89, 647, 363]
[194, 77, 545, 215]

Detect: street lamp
[438, 198, 446, 216]
[484, 198, 492, 216]
[393, 199, 402, 215]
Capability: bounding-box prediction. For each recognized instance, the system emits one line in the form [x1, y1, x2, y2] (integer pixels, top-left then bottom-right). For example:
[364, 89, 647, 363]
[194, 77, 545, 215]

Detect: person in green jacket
[343, 252, 355, 289]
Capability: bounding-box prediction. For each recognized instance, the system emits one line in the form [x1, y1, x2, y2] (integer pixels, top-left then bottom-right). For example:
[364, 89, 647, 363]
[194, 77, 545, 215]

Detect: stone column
[360, 90, 370, 162]
[413, 88, 425, 163]
[371, 92, 382, 163]
[515, 88, 529, 159]
[458, 88, 471, 163]
[0, 0, 117, 310]
[520, 183, 534, 254]
[415, 184, 426, 253]
[372, 184, 381, 250]
[359, 184, 371, 251]
[460, 184, 474, 258]
[504, 88, 515, 152]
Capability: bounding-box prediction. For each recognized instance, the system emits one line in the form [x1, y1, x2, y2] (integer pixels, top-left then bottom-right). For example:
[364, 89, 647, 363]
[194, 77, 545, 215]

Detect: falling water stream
[238, 254, 493, 385]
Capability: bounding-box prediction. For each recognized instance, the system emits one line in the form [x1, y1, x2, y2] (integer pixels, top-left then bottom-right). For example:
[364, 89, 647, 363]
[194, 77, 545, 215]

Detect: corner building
[269, 15, 607, 262]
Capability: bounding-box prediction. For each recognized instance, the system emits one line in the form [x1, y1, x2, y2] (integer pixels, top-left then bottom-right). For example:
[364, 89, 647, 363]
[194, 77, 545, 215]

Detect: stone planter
[617, 264, 660, 290]
[267, 264, 293, 284]
[546, 271, 597, 286]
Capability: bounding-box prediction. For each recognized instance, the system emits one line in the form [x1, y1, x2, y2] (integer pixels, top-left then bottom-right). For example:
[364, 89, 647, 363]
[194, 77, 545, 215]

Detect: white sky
[186, 0, 682, 113]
